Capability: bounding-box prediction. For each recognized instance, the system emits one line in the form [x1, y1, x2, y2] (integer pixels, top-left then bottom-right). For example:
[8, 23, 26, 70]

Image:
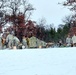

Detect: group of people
[0, 31, 47, 49]
[1, 31, 75, 49]
[66, 33, 76, 47]
[56, 33, 76, 47]
[0, 32, 20, 49]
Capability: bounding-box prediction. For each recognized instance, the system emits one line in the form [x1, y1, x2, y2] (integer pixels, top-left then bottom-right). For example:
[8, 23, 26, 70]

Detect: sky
[0, 47, 76, 75]
[28, 0, 72, 28]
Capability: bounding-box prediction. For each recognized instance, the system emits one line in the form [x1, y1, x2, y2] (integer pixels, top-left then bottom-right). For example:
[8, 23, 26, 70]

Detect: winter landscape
[0, 0, 76, 75]
[0, 47, 76, 75]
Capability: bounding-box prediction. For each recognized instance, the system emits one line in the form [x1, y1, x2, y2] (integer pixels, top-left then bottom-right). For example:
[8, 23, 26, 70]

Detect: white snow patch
[0, 47, 76, 75]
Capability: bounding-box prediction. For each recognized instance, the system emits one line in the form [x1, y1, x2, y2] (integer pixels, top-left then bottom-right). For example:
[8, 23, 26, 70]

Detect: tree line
[0, 0, 75, 43]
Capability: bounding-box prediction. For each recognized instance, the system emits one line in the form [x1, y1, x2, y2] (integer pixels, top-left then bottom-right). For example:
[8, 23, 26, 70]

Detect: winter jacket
[22, 38, 28, 48]
[6, 34, 13, 43]
[72, 35, 76, 44]
[6, 34, 14, 48]
[29, 36, 37, 48]
[13, 36, 20, 47]
[41, 40, 47, 47]
[35, 39, 47, 48]
[0, 35, 2, 49]
[66, 37, 72, 46]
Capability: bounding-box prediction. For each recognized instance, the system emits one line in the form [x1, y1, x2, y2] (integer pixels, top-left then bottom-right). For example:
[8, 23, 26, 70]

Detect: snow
[0, 47, 76, 75]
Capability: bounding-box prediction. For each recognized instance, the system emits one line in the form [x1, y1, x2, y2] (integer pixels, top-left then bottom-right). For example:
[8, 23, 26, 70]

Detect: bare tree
[0, 0, 35, 22]
[63, 0, 76, 11]
[62, 0, 76, 26]
[38, 17, 46, 27]
[0, 0, 35, 34]
[62, 15, 72, 24]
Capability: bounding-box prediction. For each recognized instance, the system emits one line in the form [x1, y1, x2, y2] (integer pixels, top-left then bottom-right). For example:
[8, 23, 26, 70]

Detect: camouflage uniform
[0, 34, 2, 49]
[26, 37, 30, 48]
[13, 36, 20, 49]
[36, 39, 47, 48]
[29, 36, 37, 48]
[36, 39, 42, 48]
[41, 40, 47, 48]
[22, 37, 28, 48]
[66, 37, 72, 47]
[72, 35, 76, 46]
[6, 33, 14, 49]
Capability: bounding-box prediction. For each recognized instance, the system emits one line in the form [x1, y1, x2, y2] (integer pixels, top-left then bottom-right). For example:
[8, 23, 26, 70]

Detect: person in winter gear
[29, 35, 37, 48]
[13, 35, 20, 49]
[72, 33, 76, 47]
[26, 37, 30, 48]
[2, 37, 6, 49]
[22, 36, 28, 48]
[6, 32, 14, 49]
[40, 40, 47, 48]
[36, 38, 42, 48]
[59, 39, 63, 47]
[18, 42, 23, 49]
[66, 34, 72, 47]
[0, 33, 2, 49]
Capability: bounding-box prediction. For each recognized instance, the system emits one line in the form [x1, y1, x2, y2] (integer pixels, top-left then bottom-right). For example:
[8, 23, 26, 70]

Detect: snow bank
[0, 47, 76, 75]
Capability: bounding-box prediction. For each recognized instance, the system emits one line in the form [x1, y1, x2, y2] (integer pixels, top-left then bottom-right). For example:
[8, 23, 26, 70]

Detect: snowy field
[0, 47, 76, 75]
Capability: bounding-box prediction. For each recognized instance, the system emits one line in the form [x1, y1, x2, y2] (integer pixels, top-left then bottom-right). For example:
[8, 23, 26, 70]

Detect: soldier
[66, 34, 72, 47]
[13, 35, 20, 49]
[2, 37, 6, 49]
[40, 40, 47, 48]
[22, 36, 28, 48]
[36, 39, 47, 48]
[58, 39, 63, 47]
[0, 33, 3, 49]
[36, 38, 41, 48]
[72, 33, 76, 47]
[6, 31, 14, 49]
[29, 34, 37, 48]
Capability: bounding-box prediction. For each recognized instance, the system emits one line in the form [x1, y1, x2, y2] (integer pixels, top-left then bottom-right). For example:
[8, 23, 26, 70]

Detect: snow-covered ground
[0, 47, 76, 75]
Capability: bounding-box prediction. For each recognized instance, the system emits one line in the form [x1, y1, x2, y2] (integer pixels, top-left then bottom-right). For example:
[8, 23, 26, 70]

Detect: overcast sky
[28, 0, 72, 28]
